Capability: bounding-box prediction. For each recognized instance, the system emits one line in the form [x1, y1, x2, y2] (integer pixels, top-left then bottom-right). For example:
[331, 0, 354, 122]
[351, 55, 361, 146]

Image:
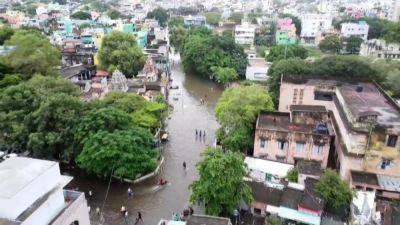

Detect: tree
[71, 11, 92, 20]
[0, 26, 14, 45]
[362, 17, 389, 39]
[0, 74, 21, 89]
[384, 69, 400, 97]
[76, 128, 158, 179]
[266, 45, 308, 62]
[169, 26, 187, 52]
[107, 9, 126, 20]
[168, 16, 184, 27]
[147, 7, 169, 27]
[212, 66, 238, 84]
[215, 85, 274, 152]
[344, 36, 363, 54]
[316, 169, 354, 210]
[286, 167, 298, 182]
[0, 75, 80, 155]
[53, 0, 67, 4]
[1, 30, 60, 78]
[281, 14, 301, 36]
[204, 12, 221, 26]
[190, 147, 252, 216]
[383, 21, 400, 43]
[98, 32, 145, 78]
[318, 35, 342, 54]
[229, 12, 244, 24]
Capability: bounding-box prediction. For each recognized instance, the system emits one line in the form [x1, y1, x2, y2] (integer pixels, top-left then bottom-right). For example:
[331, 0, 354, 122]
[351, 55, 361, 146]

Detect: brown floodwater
[66, 54, 223, 225]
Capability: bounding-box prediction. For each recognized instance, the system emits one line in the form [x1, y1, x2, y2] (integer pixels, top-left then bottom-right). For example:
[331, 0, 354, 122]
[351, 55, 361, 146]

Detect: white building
[235, 22, 256, 45]
[391, 0, 400, 22]
[245, 58, 271, 81]
[0, 157, 91, 225]
[341, 21, 369, 41]
[300, 14, 332, 45]
[360, 39, 400, 59]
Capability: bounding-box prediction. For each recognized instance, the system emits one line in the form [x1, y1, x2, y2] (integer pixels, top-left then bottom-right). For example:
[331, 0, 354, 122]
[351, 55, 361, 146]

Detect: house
[340, 21, 369, 41]
[360, 39, 400, 60]
[0, 157, 90, 225]
[253, 105, 333, 169]
[275, 18, 297, 45]
[245, 157, 294, 189]
[300, 14, 332, 45]
[158, 214, 232, 225]
[245, 58, 270, 81]
[279, 76, 400, 181]
[235, 22, 256, 45]
[184, 15, 206, 27]
[297, 160, 322, 186]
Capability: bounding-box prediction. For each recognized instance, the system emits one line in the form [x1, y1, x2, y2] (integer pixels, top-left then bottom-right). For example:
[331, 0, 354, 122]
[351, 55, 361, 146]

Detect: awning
[278, 207, 321, 225]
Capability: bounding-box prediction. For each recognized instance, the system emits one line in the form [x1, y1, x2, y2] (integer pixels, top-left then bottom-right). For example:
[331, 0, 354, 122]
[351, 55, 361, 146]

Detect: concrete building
[245, 58, 270, 81]
[183, 15, 206, 27]
[158, 214, 231, 225]
[0, 157, 90, 225]
[279, 76, 400, 181]
[234, 22, 256, 45]
[391, 0, 400, 22]
[253, 105, 333, 169]
[275, 18, 297, 45]
[300, 14, 332, 45]
[360, 39, 400, 59]
[341, 21, 369, 41]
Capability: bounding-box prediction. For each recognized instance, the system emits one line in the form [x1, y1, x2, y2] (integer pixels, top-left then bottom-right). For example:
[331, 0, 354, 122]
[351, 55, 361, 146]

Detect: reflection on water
[66, 57, 223, 225]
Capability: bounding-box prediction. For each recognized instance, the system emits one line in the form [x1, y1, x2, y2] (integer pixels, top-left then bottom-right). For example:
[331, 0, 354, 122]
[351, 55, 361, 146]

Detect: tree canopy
[266, 45, 308, 62]
[343, 36, 363, 54]
[204, 12, 221, 26]
[77, 128, 157, 180]
[147, 7, 169, 27]
[98, 32, 145, 78]
[215, 85, 274, 152]
[1, 30, 60, 78]
[107, 9, 126, 20]
[211, 66, 239, 84]
[229, 12, 244, 24]
[383, 21, 400, 43]
[318, 35, 342, 54]
[0, 26, 14, 45]
[190, 147, 252, 216]
[316, 169, 354, 210]
[168, 16, 184, 28]
[71, 11, 92, 20]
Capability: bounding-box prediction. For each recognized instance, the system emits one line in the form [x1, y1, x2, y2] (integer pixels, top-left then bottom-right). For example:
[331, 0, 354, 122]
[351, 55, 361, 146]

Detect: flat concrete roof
[0, 157, 56, 198]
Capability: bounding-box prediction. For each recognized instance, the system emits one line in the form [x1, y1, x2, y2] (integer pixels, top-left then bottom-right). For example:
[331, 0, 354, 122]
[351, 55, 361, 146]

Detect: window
[299, 89, 304, 104]
[313, 145, 323, 155]
[381, 158, 392, 169]
[260, 139, 267, 149]
[314, 91, 333, 101]
[266, 173, 273, 182]
[296, 142, 305, 153]
[278, 140, 288, 150]
[292, 89, 298, 104]
[387, 135, 398, 147]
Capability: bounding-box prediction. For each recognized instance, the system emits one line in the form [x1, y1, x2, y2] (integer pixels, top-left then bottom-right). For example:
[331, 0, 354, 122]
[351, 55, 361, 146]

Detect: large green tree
[107, 9, 126, 20]
[266, 45, 308, 62]
[168, 16, 184, 27]
[98, 32, 145, 78]
[71, 11, 92, 20]
[383, 22, 400, 43]
[316, 169, 354, 210]
[147, 7, 169, 27]
[318, 35, 342, 54]
[169, 26, 187, 52]
[344, 36, 363, 54]
[211, 66, 238, 84]
[77, 128, 158, 179]
[0, 26, 14, 45]
[215, 85, 274, 152]
[190, 147, 252, 216]
[1, 30, 60, 78]
[204, 12, 221, 26]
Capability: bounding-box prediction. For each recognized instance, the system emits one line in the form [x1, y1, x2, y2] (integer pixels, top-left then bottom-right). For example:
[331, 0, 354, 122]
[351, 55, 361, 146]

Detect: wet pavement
[66, 53, 224, 225]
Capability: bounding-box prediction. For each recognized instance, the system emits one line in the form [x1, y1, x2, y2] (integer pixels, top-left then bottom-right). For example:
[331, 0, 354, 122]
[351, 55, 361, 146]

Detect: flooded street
[66, 53, 223, 225]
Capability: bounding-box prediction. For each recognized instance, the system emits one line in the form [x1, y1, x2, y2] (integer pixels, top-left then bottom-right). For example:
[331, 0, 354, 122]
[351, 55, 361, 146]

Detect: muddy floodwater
[66, 54, 223, 225]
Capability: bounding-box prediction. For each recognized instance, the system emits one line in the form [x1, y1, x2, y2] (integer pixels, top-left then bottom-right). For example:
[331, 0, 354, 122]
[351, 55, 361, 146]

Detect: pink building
[278, 75, 400, 181]
[276, 18, 296, 37]
[253, 105, 333, 168]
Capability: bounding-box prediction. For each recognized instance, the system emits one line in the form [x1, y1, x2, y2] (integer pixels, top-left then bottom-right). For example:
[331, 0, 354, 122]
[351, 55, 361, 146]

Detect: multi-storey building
[278, 76, 400, 181]
[0, 157, 91, 225]
[300, 14, 332, 45]
[183, 15, 206, 27]
[235, 22, 256, 45]
[360, 39, 400, 59]
[340, 21, 369, 41]
[275, 18, 297, 45]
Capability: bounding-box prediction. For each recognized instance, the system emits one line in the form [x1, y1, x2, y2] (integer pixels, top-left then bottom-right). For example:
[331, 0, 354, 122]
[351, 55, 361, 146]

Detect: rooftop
[246, 180, 282, 207]
[257, 112, 320, 134]
[248, 58, 269, 67]
[0, 157, 56, 198]
[290, 105, 327, 113]
[298, 160, 322, 176]
[245, 157, 294, 178]
[350, 170, 379, 186]
[186, 214, 231, 225]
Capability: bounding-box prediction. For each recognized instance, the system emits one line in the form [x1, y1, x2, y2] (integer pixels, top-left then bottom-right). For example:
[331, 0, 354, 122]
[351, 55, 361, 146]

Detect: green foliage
[384, 69, 400, 97]
[1, 30, 60, 78]
[0, 74, 21, 89]
[71, 11, 92, 20]
[344, 36, 363, 54]
[77, 128, 157, 179]
[107, 9, 126, 20]
[0, 75, 80, 157]
[318, 35, 342, 54]
[316, 169, 354, 210]
[190, 147, 253, 216]
[98, 32, 145, 78]
[229, 12, 244, 24]
[383, 22, 400, 43]
[0, 26, 14, 45]
[266, 45, 308, 62]
[147, 7, 169, 27]
[204, 12, 221, 26]
[286, 167, 298, 182]
[179, 28, 248, 79]
[211, 66, 238, 84]
[281, 14, 301, 36]
[256, 45, 269, 57]
[169, 26, 187, 51]
[215, 85, 274, 152]
[168, 16, 184, 27]
[53, 0, 67, 4]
